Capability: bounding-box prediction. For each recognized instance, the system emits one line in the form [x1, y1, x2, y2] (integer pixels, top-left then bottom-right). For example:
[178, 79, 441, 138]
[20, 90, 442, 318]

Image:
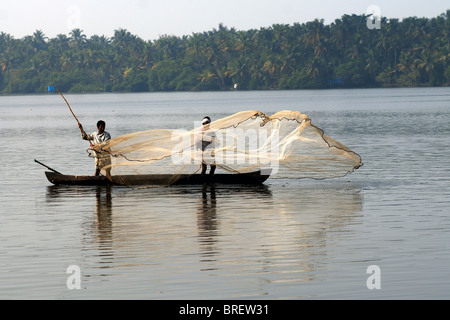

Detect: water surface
[1, 88, 449, 299]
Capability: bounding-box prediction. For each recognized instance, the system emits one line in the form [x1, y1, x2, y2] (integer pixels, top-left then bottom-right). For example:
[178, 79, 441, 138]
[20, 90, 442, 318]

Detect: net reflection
[258, 181, 363, 287]
[196, 185, 273, 269]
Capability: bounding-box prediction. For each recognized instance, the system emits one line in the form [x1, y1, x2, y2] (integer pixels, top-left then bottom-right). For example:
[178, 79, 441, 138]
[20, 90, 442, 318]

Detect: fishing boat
[35, 159, 271, 186]
[44, 170, 271, 186]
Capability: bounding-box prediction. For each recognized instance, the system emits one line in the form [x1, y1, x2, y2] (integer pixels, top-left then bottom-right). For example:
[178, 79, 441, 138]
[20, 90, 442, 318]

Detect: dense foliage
[1, 11, 449, 94]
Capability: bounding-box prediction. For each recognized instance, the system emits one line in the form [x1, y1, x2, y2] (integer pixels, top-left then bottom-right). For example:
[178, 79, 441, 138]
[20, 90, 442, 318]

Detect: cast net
[89, 110, 362, 185]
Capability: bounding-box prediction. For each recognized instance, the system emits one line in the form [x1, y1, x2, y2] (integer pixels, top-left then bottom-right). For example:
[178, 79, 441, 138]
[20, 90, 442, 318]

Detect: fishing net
[88, 110, 362, 185]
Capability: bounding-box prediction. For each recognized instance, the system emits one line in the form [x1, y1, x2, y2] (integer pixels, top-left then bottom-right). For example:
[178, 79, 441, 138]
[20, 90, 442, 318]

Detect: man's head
[202, 116, 211, 125]
[97, 120, 106, 133]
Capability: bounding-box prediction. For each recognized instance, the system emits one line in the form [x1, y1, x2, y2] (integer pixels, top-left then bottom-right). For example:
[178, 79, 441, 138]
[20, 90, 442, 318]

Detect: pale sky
[0, 0, 448, 41]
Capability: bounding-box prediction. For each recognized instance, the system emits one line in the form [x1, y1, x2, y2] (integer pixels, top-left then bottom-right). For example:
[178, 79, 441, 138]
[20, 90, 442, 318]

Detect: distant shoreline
[1, 11, 450, 94]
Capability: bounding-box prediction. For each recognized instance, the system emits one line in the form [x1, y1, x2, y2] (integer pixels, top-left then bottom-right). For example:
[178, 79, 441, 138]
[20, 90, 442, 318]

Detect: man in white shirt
[196, 116, 217, 175]
[79, 120, 112, 176]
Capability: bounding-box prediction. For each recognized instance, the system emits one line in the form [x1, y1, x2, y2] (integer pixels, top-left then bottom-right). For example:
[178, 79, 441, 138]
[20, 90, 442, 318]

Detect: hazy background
[1, 0, 449, 40]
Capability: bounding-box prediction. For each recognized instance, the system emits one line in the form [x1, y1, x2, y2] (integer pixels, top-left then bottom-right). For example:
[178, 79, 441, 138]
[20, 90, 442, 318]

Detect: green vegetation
[1, 11, 449, 94]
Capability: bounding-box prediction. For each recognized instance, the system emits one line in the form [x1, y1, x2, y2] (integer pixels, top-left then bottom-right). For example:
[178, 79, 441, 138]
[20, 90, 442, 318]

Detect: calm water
[1, 88, 449, 300]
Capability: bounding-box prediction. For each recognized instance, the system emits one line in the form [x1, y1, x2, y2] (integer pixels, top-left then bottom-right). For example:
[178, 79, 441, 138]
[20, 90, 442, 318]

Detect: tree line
[1, 11, 449, 94]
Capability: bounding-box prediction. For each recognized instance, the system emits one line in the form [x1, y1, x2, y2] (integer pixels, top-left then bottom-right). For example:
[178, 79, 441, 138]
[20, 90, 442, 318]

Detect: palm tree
[69, 28, 87, 48]
[305, 19, 325, 49]
[112, 29, 132, 50]
[414, 49, 437, 84]
[0, 33, 16, 73]
[306, 57, 321, 79]
[304, 19, 330, 79]
[32, 30, 48, 52]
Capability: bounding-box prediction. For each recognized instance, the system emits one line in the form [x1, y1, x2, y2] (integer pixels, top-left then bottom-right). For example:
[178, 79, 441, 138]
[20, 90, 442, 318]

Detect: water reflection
[195, 184, 273, 267]
[46, 185, 113, 234]
[45, 185, 115, 266]
[278, 182, 364, 282]
[44, 181, 364, 297]
[94, 186, 113, 255]
[197, 185, 218, 262]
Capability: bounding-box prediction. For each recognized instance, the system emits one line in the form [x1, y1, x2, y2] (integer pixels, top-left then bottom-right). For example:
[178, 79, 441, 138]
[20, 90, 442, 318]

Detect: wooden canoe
[44, 170, 271, 186]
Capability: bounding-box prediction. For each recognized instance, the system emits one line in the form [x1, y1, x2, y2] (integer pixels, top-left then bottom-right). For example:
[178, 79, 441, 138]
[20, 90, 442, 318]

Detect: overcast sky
[0, 0, 449, 41]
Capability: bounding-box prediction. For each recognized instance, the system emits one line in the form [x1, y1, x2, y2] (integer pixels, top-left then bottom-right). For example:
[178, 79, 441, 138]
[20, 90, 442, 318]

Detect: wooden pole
[58, 90, 112, 180]
[58, 90, 94, 147]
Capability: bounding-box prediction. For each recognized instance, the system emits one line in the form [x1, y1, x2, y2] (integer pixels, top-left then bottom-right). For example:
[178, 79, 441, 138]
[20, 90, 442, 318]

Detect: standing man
[79, 120, 112, 176]
[196, 116, 217, 175]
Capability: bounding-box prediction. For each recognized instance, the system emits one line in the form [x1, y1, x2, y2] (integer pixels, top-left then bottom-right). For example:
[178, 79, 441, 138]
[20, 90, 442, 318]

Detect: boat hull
[44, 170, 271, 186]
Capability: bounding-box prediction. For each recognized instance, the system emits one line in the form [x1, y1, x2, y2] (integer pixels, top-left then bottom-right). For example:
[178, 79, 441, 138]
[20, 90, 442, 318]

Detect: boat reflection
[45, 185, 114, 265]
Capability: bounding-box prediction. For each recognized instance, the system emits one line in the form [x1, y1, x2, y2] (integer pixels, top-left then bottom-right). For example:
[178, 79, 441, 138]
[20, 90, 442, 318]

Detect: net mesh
[88, 110, 362, 185]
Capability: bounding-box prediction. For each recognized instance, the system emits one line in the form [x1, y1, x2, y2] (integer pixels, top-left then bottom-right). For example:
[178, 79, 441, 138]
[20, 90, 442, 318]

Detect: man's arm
[79, 123, 91, 140]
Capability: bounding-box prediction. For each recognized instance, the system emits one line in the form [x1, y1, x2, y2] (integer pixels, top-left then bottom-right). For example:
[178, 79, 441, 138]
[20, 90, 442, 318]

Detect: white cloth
[83, 131, 112, 171]
[195, 129, 216, 150]
[83, 131, 111, 145]
[195, 127, 217, 165]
